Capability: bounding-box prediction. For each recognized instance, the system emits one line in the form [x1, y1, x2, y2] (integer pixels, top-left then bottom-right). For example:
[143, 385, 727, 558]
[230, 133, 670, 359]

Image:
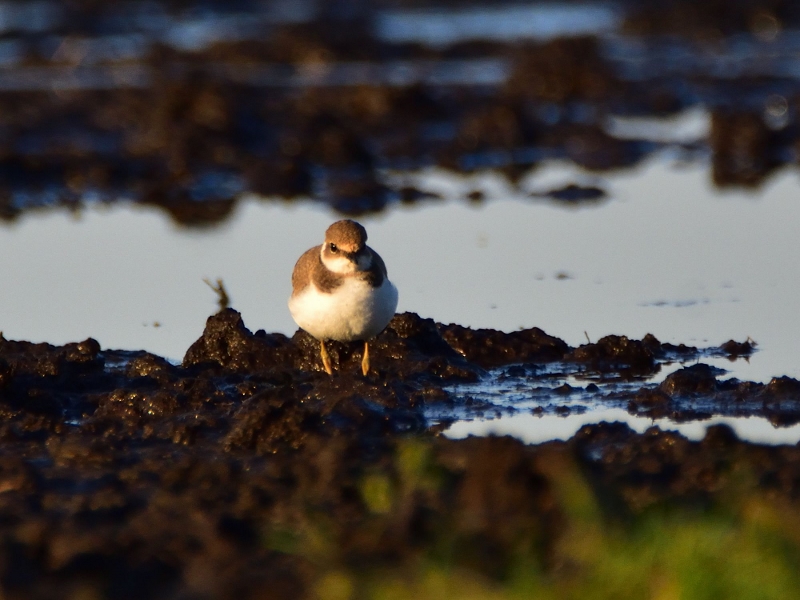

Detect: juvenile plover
[289, 219, 398, 376]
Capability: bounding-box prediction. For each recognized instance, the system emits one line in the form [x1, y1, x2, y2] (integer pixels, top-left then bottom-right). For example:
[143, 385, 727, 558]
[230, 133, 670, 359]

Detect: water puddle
[603, 32, 800, 82]
[431, 351, 800, 446]
[603, 106, 711, 144]
[444, 410, 800, 446]
[376, 3, 622, 46]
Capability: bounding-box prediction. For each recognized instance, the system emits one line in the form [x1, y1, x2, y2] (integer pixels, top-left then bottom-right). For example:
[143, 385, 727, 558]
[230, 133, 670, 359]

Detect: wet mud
[1, 310, 798, 597]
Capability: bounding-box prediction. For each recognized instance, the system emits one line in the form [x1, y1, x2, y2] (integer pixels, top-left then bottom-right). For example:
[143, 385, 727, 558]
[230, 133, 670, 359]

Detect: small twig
[584, 331, 591, 344]
[203, 277, 231, 310]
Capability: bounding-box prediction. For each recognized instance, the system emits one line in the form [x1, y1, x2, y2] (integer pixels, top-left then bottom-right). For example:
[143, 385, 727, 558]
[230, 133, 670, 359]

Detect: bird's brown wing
[291, 246, 320, 297]
[292, 245, 346, 295]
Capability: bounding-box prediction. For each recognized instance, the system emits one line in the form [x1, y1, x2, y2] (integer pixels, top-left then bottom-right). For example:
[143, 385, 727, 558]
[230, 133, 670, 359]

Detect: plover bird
[289, 220, 398, 376]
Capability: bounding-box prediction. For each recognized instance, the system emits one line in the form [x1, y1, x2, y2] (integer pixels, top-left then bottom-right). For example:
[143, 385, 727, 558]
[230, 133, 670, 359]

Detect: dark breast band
[292, 245, 388, 296]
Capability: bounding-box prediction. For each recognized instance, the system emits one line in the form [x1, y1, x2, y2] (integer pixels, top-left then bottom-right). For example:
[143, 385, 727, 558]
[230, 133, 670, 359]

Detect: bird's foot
[361, 341, 370, 377]
[320, 340, 333, 376]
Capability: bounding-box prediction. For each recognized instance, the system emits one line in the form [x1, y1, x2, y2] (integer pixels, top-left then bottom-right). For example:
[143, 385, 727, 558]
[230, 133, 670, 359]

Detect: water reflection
[1, 2, 798, 218]
[1, 155, 798, 387]
[603, 106, 710, 144]
[376, 3, 622, 46]
[444, 409, 800, 446]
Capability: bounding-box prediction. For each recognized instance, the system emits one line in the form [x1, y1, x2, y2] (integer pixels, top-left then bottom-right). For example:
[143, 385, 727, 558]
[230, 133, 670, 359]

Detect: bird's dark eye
[329, 243, 338, 253]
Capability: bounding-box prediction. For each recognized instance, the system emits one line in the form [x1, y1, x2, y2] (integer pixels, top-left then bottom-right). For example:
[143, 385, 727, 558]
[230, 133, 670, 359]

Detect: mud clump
[629, 388, 673, 418]
[439, 323, 569, 368]
[185, 309, 479, 383]
[759, 377, 800, 425]
[183, 308, 297, 373]
[660, 363, 723, 396]
[761, 376, 800, 400]
[505, 37, 620, 103]
[710, 111, 782, 187]
[720, 338, 756, 357]
[568, 334, 658, 376]
[624, 1, 800, 36]
[537, 183, 607, 205]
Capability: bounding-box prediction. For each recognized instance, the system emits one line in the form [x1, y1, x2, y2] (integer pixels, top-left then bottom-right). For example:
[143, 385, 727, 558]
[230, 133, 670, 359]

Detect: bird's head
[321, 219, 371, 274]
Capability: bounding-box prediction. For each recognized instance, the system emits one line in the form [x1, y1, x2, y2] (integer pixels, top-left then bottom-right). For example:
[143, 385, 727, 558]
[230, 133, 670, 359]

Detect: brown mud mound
[0, 312, 798, 597]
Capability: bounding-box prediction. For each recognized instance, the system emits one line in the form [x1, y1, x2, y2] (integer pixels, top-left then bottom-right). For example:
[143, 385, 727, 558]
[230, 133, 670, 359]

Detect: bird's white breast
[288, 277, 398, 342]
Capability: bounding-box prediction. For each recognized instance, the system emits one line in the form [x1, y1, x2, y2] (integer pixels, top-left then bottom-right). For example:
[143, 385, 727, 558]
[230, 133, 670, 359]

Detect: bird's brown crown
[324, 220, 367, 253]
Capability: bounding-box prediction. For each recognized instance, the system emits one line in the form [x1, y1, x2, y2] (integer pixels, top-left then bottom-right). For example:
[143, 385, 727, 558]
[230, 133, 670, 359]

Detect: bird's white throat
[320, 247, 372, 274]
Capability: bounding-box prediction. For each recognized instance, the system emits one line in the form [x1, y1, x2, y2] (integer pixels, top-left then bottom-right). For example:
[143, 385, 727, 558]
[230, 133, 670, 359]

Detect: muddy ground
[0, 309, 799, 598]
[2, 0, 800, 597]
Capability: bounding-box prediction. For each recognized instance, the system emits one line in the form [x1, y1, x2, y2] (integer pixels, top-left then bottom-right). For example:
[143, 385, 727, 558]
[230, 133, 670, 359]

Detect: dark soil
[1, 309, 798, 597]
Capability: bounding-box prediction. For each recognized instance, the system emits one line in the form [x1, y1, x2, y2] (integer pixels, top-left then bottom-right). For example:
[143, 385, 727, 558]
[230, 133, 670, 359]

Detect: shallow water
[431, 355, 800, 445]
[376, 3, 622, 46]
[444, 409, 800, 446]
[1, 150, 798, 387]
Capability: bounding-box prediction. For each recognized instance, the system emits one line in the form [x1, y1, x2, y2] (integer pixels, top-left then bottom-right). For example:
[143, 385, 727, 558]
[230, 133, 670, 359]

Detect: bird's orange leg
[320, 340, 333, 375]
[361, 341, 370, 376]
